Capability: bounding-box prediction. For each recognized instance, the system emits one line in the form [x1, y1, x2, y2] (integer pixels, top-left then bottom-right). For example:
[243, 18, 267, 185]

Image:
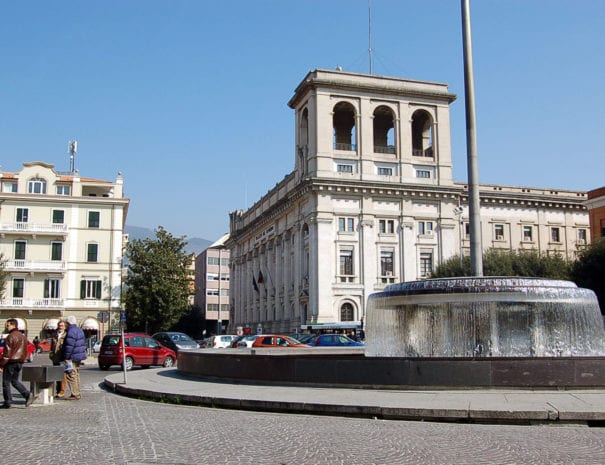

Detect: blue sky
[1, 1, 603, 242]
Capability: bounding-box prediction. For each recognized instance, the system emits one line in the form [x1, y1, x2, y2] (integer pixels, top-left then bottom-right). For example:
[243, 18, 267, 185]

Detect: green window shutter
[80, 280, 86, 299]
[95, 280, 102, 299]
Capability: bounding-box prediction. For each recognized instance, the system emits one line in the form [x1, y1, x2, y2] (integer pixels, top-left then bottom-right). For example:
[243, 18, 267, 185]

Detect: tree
[431, 248, 572, 280]
[570, 238, 605, 315]
[123, 227, 192, 334]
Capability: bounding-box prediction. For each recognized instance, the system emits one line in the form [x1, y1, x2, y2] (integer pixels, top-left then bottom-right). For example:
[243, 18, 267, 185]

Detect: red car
[98, 333, 176, 370]
[252, 335, 310, 348]
[0, 338, 36, 362]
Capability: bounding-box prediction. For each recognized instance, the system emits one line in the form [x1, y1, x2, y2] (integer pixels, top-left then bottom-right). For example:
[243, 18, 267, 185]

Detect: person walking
[49, 320, 67, 397]
[60, 315, 86, 400]
[0, 318, 33, 408]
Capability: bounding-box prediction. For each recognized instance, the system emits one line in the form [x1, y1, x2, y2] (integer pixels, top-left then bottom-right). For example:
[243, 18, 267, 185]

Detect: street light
[453, 205, 464, 270]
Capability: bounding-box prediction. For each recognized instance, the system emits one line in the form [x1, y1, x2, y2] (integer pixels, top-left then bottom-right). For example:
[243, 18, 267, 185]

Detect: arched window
[28, 178, 47, 194]
[373, 106, 395, 154]
[333, 102, 356, 151]
[300, 108, 309, 146]
[340, 303, 354, 321]
[411, 110, 434, 157]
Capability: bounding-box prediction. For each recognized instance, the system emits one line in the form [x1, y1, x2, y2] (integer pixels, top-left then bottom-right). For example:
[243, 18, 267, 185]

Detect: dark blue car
[309, 334, 364, 347]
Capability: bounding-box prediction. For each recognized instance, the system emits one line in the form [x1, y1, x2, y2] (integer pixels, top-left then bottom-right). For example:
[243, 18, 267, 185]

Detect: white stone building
[0, 161, 129, 339]
[227, 69, 589, 335]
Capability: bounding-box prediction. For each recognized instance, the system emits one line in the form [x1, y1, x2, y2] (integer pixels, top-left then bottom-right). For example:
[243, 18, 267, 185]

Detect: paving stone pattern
[1, 384, 604, 465]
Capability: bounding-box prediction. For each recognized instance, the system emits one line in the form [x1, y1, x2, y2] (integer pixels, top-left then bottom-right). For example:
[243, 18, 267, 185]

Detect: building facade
[194, 234, 230, 335]
[586, 186, 605, 241]
[227, 69, 589, 334]
[0, 161, 129, 340]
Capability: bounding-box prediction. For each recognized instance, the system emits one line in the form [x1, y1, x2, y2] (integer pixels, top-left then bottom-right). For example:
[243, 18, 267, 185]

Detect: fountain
[365, 277, 605, 358]
[178, 277, 605, 388]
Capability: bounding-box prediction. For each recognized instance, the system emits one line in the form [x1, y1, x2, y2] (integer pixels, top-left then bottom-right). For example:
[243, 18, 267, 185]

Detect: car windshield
[171, 334, 194, 343]
[102, 335, 121, 346]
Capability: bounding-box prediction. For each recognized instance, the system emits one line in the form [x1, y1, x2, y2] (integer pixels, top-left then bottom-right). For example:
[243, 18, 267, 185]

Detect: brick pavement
[0, 363, 604, 465]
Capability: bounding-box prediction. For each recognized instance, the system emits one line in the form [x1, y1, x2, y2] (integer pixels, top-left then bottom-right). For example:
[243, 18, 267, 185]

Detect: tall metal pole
[461, 0, 483, 276]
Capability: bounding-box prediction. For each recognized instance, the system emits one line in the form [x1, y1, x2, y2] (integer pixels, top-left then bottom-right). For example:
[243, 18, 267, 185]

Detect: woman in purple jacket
[60, 315, 87, 400]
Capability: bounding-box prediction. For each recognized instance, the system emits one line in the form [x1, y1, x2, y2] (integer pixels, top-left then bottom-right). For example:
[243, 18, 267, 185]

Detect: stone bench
[22, 365, 64, 405]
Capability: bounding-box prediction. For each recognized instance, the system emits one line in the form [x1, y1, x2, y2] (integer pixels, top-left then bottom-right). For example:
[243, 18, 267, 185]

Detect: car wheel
[162, 356, 175, 367]
[99, 365, 110, 371]
[124, 356, 134, 371]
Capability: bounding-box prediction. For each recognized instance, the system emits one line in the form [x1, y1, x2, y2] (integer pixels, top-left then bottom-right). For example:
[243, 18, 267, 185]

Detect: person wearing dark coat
[0, 319, 33, 408]
[60, 315, 87, 400]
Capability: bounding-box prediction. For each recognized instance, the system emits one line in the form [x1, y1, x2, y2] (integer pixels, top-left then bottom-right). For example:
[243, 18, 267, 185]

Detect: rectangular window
[416, 170, 431, 178]
[523, 225, 533, 242]
[88, 211, 100, 228]
[464, 222, 470, 239]
[14, 240, 26, 260]
[339, 250, 353, 276]
[51, 242, 63, 261]
[377, 167, 393, 176]
[56, 185, 71, 195]
[379, 219, 395, 234]
[338, 217, 355, 232]
[80, 279, 102, 299]
[418, 221, 433, 236]
[16, 208, 29, 223]
[551, 227, 561, 243]
[13, 278, 24, 298]
[337, 164, 353, 173]
[87, 243, 98, 262]
[494, 224, 504, 241]
[44, 279, 61, 298]
[578, 229, 587, 244]
[52, 210, 65, 224]
[207, 273, 219, 281]
[207, 289, 219, 296]
[380, 251, 394, 276]
[420, 252, 433, 277]
[2, 182, 17, 193]
[28, 179, 46, 194]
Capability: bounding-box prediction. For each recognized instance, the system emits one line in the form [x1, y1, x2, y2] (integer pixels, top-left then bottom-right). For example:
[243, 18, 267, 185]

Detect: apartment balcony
[4, 259, 66, 273]
[0, 222, 68, 236]
[0, 298, 64, 310]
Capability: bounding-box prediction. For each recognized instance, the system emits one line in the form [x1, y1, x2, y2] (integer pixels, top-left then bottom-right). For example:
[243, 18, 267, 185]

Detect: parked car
[295, 334, 317, 344]
[206, 335, 237, 348]
[37, 337, 54, 353]
[97, 333, 176, 370]
[308, 334, 364, 347]
[152, 332, 199, 352]
[252, 335, 310, 348]
[0, 337, 36, 362]
[93, 340, 102, 353]
[235, 335, 259, 348]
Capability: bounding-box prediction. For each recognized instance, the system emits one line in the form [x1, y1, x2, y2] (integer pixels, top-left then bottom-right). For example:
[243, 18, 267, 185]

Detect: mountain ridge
[125, 225, 213, 256]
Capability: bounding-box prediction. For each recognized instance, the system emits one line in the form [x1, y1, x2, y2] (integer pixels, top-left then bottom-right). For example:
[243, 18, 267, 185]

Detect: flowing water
[365, 277, 605, 357]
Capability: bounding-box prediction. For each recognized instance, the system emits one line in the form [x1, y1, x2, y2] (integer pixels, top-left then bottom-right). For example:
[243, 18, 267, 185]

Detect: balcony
[0, 222, 68, 236]
[4, 259, 66, 273]
[0, 298, 64, 310]
[412, 147, 434, 157]
[334, 143, 356, 152]
[374, 145, 396, 155]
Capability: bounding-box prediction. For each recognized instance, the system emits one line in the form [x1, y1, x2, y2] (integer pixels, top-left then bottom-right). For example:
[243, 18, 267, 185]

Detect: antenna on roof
[368, 0, 373, 74]
[68, 140, 77, 173]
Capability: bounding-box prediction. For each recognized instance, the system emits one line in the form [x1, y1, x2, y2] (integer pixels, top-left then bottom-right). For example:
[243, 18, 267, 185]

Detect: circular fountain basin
[365, 277, 605, 358]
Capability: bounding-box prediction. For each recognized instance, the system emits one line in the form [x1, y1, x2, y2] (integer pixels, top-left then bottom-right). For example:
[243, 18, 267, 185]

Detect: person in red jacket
[0, 319, 33, 408]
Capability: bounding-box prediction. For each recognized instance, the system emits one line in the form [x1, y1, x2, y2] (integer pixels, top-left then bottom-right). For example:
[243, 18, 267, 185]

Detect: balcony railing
[0, 298, 64, 310]
[412, 147, 434, 157]
[374, 145, 396, 154]
[334, 143, 356, 151]
[5, 259, 66, 272]
[0, 222, 68, 234]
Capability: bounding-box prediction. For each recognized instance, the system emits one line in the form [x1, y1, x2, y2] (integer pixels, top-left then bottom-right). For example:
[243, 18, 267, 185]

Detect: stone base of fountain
[177, 350, 605, 388]
[178, 278, 605, 389]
